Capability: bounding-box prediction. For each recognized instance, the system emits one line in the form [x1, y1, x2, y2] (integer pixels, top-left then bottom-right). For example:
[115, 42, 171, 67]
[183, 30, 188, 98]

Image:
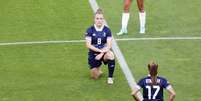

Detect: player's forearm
[107, 38, 112, 49]
[88, 45, 102, 53]
[86, 41, 102, 53]
[101, 47, 109, 53]
[95, 52, 104, 60]
[131, 89, 141, 101]
[101, 39, 112, 53]
[132, 95, 140, 101]
[167, 86, 176, 101]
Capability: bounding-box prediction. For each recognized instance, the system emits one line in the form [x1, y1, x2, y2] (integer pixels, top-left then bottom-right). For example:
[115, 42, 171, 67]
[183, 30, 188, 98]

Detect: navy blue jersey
[137, 76, 170, 101]
[85, 25, 112, 53]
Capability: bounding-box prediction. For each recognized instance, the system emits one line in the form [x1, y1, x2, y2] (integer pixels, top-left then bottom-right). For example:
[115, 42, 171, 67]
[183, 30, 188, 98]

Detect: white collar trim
[94, 24, 104, 31]
[148, 74, 158, 76]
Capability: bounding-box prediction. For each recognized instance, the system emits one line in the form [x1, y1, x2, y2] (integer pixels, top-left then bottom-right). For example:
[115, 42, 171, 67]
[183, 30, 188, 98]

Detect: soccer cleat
[116, 29, 127, 36]
[139, 27, 145, 34]
[107, 77, 113, 85]
[116, 31, 124, 36]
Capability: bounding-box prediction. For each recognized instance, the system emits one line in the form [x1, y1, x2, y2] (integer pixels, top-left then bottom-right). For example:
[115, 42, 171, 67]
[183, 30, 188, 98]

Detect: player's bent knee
[104, 51, 114, 60]
[124, 1, 131, 12]
[124, 5, 130, 12]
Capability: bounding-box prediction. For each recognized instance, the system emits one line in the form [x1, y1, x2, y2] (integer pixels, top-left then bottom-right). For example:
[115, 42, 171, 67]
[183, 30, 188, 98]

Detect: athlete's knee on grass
[90, 68, 102, 80]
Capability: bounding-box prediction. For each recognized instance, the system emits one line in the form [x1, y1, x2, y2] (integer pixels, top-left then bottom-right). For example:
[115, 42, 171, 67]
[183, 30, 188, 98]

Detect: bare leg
[124, 0, 132, 13]
[117, 0, 132, 35]
[136, 0, 144, 12]
[90, 67, 102, 79]
[97, 67, 103, 76]
[90, 68, 99, 79]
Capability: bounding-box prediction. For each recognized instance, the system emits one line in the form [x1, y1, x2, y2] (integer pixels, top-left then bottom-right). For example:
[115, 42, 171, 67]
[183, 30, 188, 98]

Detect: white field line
[0, 40, 85, 46]
[116, 37, 201, 41]
[0, 37, 201, 46]
[89, 0, 143, 100]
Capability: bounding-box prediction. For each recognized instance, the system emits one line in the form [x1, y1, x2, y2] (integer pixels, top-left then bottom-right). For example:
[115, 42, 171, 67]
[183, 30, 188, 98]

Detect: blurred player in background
[85, 8, 115, 84]
[131, 61, 176, 101]
[117, 0, 146, 35]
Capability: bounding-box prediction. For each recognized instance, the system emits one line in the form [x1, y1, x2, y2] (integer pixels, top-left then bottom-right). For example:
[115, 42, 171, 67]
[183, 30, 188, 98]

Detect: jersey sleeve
[106, 27, 112, 38]
[85, 27, 92, 41]
[137, 78, 145, 88]
[161, 78, 170, 89]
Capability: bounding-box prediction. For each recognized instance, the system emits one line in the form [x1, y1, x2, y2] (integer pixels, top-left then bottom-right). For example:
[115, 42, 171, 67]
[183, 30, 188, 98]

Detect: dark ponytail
[148, 62, 158, 85]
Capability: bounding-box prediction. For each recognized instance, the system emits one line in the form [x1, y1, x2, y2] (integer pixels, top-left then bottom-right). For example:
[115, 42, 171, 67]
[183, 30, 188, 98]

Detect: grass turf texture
[98, 0, 201, 38]
[118, 40, 201, 101]
[98, 0, 201, 100]
[0, 43, 132, 101]
[0, 0, 132, 101]
[0, 0, 201, 100]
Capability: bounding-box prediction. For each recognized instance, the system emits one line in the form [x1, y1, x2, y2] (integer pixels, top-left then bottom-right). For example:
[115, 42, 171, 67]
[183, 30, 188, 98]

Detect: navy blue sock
[108, 59, 115, 77]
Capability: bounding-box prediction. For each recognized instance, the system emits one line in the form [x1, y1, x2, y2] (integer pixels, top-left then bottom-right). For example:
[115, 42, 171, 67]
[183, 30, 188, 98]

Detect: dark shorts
[88, 52, 108, 69]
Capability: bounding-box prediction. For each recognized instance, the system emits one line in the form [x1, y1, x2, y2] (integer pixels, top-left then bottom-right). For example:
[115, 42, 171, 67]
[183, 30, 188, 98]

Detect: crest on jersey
[103, 32, 106, 37]
[92, 33, 96, 36]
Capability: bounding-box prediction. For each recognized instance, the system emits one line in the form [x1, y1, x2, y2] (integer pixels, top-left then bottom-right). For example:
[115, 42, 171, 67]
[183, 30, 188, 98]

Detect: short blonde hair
[95, 8, 103, 15]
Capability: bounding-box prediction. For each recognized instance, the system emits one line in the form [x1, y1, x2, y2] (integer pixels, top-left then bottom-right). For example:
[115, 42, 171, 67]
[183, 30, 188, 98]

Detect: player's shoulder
[87, 25, 95, 31]
[157, 76, 169, 83]
[103, 25, 111, 31]
[139, 76, 150, 82]
[103, 25, 110, 29]
[86, 25, 95, 33]
[157, 76, 167, 80]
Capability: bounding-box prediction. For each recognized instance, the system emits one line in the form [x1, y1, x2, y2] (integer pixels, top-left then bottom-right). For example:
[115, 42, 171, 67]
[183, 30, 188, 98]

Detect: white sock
[121, 13, 130, 31]
[139, 12, 146, 28]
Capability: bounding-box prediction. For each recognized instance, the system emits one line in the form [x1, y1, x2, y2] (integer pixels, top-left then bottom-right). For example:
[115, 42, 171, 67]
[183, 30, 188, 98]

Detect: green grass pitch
[0, 0, 201, 101]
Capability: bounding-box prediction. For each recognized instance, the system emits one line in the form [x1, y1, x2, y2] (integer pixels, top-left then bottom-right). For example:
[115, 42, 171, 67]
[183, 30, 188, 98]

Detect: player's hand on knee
[101, 47, 109, 53]
[104, 51, 114, 60]
[95, 53, 104, 60]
